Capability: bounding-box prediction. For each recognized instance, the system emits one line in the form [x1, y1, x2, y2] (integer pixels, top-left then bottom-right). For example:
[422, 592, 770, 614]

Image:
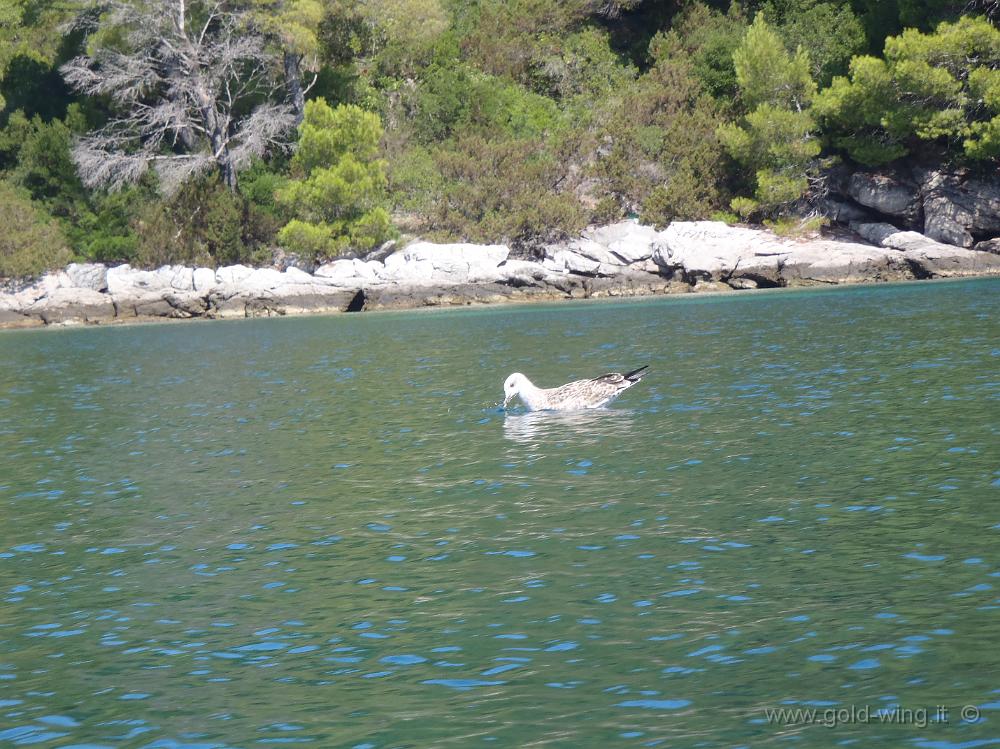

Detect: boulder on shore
[855, 222, 1000, 278]
[828, 165, 1000, 249]
[846, 170, 922, 228]
[26, 287, 116, 324]
[381, 242, 510, 284]
[66, 263, 108, 292]
[651, 221, 916, 286]
[919, 170, 1000, 249]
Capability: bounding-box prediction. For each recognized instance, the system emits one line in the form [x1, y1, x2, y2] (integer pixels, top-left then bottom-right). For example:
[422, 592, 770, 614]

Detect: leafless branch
[60, 0, 294, 193]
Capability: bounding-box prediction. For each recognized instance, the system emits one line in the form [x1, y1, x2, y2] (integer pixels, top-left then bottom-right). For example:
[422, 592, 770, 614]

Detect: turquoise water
[1, 279, 998, 748]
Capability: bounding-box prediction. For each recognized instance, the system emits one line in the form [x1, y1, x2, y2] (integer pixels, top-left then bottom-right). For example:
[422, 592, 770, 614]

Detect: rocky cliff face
[2, 219, 999, 329]
[825, 166, 1000, 250]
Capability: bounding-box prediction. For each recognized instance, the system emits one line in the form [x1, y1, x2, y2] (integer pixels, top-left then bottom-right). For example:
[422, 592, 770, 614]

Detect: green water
[1, 279, 998, 748]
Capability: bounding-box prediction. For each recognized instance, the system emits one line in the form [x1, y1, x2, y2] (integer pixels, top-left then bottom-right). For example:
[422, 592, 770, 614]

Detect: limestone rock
[163, 292, 210, 317]
[8, 278, 55, 309]
[543, 248, 603, 275]
[582, 220, 660, 263]
[66, 263, 108, 292]
[37, 271, 73, 292]
[106, 265, 171, 295]
[920, 170, 1000, 248]
[847, 171, 921, 227]
[855, 222, 1000, 278]
[26, 287, 116, 324]
[193, 267, 217, 292]
[315, 258, 385, 286]
[855, 223, 939, 252]
[655, 221, 915, 285]
[363, 282, 554, 310]
[905, 244, 1000, 278]
[580, 274, 673, 298]
[272, 288, 359, 313]
[282, 267, 318, 285]
[164, 265, 194, 291]
[270, 248, 317, 273]
[0, 307, 40, 327]
[117, 291, 179, 318]
[496, 259, 567, 289]
[243, 268, 287, 291]
[652, 221, 783, 284]
[215, 264, 254, 286]
[818, 197, 872, 224]
[776, 240, 909, 284]
[382, 242, 509, 284]
[206, 289, 250, 319]
[974, 238, 1000, 254]
[7, 216, 1000, 329]
[692, 280, 733, 293]
[558, 238, 623, 267]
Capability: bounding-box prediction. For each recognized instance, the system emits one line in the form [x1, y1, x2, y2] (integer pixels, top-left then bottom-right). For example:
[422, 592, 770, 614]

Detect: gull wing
[591, 365, 648, 386]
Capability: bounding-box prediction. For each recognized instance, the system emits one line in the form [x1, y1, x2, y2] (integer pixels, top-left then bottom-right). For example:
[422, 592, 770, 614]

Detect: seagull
[502, 366, 648, 411]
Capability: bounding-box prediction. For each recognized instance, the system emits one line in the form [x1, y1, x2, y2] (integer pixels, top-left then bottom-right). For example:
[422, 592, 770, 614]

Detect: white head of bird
[503, 372, 528, 409]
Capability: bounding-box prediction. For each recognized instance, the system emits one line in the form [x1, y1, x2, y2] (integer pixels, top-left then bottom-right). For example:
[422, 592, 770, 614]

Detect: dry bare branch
[60, 0, 294, 193]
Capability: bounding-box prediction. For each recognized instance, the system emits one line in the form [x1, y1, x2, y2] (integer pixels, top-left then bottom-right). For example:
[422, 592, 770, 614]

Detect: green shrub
[69, 188, 143, 263]
[387, 144, 443, 218]
[276, 99, 395, 259]
[761, 0, 866, 85]
[0, 107, 90, 216]
[134, 176, 248, 268]
[595, 50, 725, 226]
[813, 17, 1000, 164]
[0, 181, 71, 280]
[710, 210, 741, 224]
[765, 214, 829, 236]
[533, 27, 636, 102]
[409, 63, 563, 144]
[239, 162, 291, 248]
[426, 133, 585, 243]
[1, 106, 146, 262]
[717, 17, 820, 218]
[455, 0, 592, 86]
[652, 3, 749, 103]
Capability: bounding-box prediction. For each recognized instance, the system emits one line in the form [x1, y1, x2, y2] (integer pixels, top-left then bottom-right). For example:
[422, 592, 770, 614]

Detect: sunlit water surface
[1, 279, 999, 748]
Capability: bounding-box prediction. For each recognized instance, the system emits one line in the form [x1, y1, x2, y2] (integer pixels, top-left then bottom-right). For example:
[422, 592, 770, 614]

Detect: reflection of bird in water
[502, 409, 637, 446]
[502, 366, 648, 411]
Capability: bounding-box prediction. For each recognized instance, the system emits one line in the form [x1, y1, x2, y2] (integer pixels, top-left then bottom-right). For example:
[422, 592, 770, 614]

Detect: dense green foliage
[718, 16, 821, 216]
[0, 0, 996, 277]
[814, 16, 1000, 163]
[277, 99, 394, 258]
[0, 181, 71, 279]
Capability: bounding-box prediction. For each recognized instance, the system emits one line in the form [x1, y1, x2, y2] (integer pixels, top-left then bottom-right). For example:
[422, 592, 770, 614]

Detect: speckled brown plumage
[503, 366, 648, 411]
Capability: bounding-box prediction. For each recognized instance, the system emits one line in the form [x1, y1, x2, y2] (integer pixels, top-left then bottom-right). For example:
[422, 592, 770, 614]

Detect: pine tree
[277, 99, 394, 259]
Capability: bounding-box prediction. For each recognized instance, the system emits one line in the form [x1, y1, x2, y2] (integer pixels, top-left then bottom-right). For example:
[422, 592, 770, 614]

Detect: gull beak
[503, 394, 513, 409]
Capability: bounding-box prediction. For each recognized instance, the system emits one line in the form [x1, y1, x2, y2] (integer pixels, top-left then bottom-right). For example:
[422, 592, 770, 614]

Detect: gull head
[503, 372, 527, 409]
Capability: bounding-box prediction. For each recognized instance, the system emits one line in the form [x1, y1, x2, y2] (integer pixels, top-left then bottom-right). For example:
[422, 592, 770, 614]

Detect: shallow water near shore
[1, 278, 998, 748]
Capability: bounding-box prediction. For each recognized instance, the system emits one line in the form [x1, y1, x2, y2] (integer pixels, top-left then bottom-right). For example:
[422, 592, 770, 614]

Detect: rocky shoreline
[2, 219, 1000, 329]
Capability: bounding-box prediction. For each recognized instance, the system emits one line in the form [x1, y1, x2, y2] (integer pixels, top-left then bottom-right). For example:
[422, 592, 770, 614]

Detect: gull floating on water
[502, 366, 648, 411]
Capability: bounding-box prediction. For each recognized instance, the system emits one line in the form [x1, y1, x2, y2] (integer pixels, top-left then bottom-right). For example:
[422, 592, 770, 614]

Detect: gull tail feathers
[623, 365, 648, 382]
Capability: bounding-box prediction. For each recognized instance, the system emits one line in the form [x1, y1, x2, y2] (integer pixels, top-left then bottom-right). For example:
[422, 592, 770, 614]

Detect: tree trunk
[218, 154, 238, 192]
[284, 51, 306, 126]
[194, 78, 239, 193]
[206, 117, 238, 192]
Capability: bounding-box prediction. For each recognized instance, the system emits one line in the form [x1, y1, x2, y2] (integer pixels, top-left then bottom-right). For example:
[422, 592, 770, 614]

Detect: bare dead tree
[967, 0, 1000, 22]
[61, 0, 296, 193]
[590, 0, 643, 19]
